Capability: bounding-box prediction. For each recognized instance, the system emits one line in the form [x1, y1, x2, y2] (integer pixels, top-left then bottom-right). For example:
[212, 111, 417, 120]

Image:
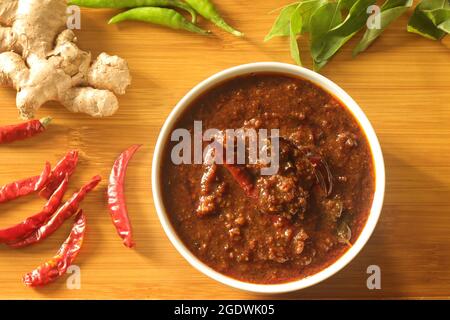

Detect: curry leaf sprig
[266, 0, 411, 70]
[266, 0, 449, 71]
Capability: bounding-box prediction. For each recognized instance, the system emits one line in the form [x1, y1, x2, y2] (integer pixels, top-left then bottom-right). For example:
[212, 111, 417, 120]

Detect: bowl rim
[151, 62, 385, 294]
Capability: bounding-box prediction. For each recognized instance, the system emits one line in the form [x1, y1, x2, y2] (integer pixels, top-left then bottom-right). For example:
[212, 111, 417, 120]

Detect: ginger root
[0, 0, 131, 119]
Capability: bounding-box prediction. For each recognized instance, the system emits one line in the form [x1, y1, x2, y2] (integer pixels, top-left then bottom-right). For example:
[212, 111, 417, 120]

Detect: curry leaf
[265, 0, 328, 41]
[297, 0, 329, 33]
[438, 18, 450, 32]
[408, 10, 446, 39]
[265, 2, 300, 41]
[311, 0, 376, 70]
[422, 4, 450, 32]
[290, 5, 303, 65]
[407, 0, 450, 40]
[337, 221, 352, 245]
[353, 0, 413, 56]
[310, 2, 343, 70]
[266, 0, 449, 72]
[381, 0, 413, 10]
[339, 0, 358, 10]
[337, 213, 353, 246]
[318, 0, 377, 61]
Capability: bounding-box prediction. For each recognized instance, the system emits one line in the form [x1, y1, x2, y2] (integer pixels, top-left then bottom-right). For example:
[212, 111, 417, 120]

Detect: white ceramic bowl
[152, 62, 385, 294]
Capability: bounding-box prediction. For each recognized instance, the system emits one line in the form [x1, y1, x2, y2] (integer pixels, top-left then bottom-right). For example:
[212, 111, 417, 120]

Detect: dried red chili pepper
[108, 144, 141, 248]
[40, 151, 79, 199]
[0, 117, 52, 144]
[211, 135, 256, 198]
[8, 175, 101, 248]
[23, 211, 86, 287]
[223, 163, 256, 198]
[0, 162, 51, 204]
[0, 175, 69, 243]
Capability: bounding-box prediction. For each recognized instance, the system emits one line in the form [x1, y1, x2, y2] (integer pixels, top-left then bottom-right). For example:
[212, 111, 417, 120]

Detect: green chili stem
[39, 117, 52, 128]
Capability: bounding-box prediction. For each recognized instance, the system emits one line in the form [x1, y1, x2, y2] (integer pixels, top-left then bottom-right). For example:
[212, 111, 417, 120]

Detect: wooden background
[0, 1, 449, 299]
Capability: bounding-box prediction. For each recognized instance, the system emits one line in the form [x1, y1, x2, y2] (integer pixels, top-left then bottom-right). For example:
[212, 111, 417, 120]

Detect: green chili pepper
[69, 0, 198, 23]
[184, 0, 243, 37]
[108, 7, 210, 35]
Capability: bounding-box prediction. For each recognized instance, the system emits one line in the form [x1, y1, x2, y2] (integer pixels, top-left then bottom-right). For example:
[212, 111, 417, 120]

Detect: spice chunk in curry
[162, 73, 375, 284]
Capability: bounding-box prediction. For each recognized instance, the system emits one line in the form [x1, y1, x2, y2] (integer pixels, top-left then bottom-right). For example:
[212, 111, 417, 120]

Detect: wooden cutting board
[0, 1, 449, 299]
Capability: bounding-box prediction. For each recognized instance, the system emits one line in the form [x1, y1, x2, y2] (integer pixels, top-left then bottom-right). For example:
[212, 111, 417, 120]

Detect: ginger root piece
[0, 0, 131, 119]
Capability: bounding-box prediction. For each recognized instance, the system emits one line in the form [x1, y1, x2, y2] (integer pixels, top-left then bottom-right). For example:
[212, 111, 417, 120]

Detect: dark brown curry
[161, 73, 375, 284]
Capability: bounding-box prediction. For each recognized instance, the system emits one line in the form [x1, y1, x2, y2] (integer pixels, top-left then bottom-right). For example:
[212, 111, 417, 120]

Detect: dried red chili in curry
[162, 73, 375, 284]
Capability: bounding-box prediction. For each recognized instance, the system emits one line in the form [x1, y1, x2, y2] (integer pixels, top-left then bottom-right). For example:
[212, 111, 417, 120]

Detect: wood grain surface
[0, 1, 449, 299]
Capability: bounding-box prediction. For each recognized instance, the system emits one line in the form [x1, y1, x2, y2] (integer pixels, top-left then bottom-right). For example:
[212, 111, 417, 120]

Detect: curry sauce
[162, 73, 375, 284]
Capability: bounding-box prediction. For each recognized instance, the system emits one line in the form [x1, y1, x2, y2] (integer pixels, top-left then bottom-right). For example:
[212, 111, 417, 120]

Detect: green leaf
[381, 0, 413, 10]
[310, 2, 343, 70]
[407, 0, 449, 40]
[337, 221, 352, 245]
[423, 8, 450, 26]
[311, 0, 376, 70]
[297, 0, 329, 33]
[422, 0, 450, 27]
[264, 0, 327, 41]
[265, 2, 300, 41]
[438, 18, 450, 32]
[419, 0, 450, 10]
[290, 5, 303, 65]
[314, 59, 329, 70]
[408, 11, 447, 39]
[353, 0, 413, 56]
[339, 0, 358, 10]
